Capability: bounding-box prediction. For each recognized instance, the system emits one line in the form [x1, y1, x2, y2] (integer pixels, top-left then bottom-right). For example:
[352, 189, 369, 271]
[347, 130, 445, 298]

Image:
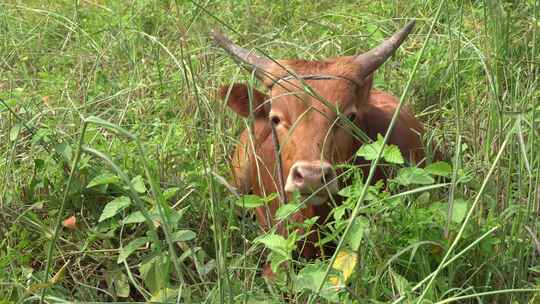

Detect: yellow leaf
[25, 260, 69, 295]
[328, 275, 342, 291]
[26, 282, 53, 295]
[51, 260, 70, 284]
[332, 250, 357, 282]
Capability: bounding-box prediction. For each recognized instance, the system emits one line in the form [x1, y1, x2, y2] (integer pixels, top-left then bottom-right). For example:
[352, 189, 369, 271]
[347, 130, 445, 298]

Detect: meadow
[0, 0, 539, 303]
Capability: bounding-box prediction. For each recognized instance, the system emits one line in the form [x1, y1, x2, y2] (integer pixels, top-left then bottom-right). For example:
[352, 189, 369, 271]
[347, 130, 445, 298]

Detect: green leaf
[115, 273, 130, 298]
[150, 288, 179, 303]
[169, 205, 189, 227]
[356, 134, 404, 164]
[172, 230, 196, 242]
[338, 185, 359, 198]
[303, 216, 319, 227]
[99, 196, 131, 222]
[105, 270, 130, 298]
[255, 233, 291, 258]
[338, 184, 379, 202]
[295, 263, 340, 302]
[162, 187, 180, 201]
[345, 216, 369, 251]
[117, 237, 148, 264]
[270, 252, 290, 274]
[390, 269, 411, 296]
[87, 173, 120, 188]
[131, 175, 147, 193]
[356, 138, 383, 161]
[275, 203, 300, 221]
[54, 143, 73, 162]
[394, 167, 435, 186]
[235, 194, 270, 208]
[333, 204, 348, 221]
[425, 161, 452, 177]
[197, 259, 216, 276]
[383, 144, 404, 164]
[451, 199, 469, 223]
[123, 211, 146, 224]
[9, 124, 21, 141]
[295, 263, 326, 292]
[0, 98, 17, 112]
[416, 192, 431, 205]
[140, 255, 169, 293]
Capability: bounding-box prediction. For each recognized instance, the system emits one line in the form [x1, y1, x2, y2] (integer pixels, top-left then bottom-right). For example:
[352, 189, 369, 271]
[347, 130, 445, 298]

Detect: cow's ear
[218, 83, 268, 118]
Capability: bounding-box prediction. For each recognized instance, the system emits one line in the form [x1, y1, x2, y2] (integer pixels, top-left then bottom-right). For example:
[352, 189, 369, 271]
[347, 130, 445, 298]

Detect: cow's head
[214, 22, 415, 204]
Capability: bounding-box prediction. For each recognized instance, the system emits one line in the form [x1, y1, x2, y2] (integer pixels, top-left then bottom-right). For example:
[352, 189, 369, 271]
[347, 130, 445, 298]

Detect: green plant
[1, 0, 538, 302]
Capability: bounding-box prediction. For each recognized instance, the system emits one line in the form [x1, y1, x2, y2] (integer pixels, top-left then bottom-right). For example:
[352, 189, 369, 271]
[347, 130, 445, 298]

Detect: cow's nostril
[292, 167, 304, 183]
[322, 170, 334, 183]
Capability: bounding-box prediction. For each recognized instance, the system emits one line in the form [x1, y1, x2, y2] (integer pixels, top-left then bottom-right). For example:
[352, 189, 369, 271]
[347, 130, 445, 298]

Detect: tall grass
[0, 0, 538, 303]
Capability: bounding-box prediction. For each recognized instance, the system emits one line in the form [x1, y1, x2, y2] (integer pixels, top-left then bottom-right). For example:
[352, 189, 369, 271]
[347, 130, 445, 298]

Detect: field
[1, 0, 539, 303]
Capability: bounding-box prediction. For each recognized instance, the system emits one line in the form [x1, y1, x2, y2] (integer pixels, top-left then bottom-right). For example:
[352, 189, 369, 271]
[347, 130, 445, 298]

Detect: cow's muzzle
[284, 161, 339, 203]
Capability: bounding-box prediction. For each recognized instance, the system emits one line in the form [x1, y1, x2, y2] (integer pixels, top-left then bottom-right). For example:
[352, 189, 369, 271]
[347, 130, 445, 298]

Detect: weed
[0, 0, 538, 303]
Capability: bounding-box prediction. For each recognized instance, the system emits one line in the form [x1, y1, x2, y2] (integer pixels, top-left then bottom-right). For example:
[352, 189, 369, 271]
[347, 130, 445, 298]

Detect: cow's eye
[270, 116, 281, 126]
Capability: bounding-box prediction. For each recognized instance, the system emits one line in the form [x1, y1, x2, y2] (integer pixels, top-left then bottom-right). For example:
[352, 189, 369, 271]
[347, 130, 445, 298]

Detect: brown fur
[218, 57, 425, 272]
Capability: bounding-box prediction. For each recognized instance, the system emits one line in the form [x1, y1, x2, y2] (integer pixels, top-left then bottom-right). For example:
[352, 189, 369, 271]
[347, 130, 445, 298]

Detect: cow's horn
[355, 20, 415, 78]
[211, 30, 272, 79]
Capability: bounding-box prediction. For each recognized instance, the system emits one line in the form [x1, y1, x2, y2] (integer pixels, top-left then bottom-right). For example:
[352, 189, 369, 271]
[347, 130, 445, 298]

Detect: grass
[0, 0, 539, 303]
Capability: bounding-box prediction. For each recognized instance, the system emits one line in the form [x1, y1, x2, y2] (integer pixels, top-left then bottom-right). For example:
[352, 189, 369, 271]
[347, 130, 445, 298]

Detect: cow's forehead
[269, 78, 356, 116]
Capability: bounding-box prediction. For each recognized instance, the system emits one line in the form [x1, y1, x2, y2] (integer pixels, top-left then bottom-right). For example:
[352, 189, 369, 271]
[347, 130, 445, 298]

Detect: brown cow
[213, 21, 424, 274]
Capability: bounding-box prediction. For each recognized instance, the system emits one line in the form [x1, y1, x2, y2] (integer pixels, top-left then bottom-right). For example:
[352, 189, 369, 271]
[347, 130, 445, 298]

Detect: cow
[212, 21, 424, 275]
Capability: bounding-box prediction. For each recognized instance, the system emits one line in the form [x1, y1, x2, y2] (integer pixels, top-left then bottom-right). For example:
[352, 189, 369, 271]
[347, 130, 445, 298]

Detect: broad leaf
[295, 263, 325, 292]
[99, 196, 131, 222]
[0, 98, 18, 112]
[451, 199, 469, 223]
[131, 175, 147, 193]
[295, 263, 340, 302]
[390, 269, 411, 296]
[332, 250, 358, 283]
[169, 205, 189, 227]
[270, 252, 290, 274]
[87, 173, 120, 188]
[356, 134, 404, 164]
[54, 143, 73, 162]
[123, 211, 146, 224]
[338, 184, 379, 201]
[10, 124, 21, 141]
[117, 237, 148, 264]
[105, 270, 130, 298]
[255, 233, 291, 258]
[255, 232, 296, 272]
[149, 288, 179, 303]
[275, 203, 300, 221]
[394, 167, 435, 186]
[338, 185, 359, 198]
[162, 187, 180, 201]
[172, 230, 196, 242]
[333, 204, 348, 221]
[425, 161, 452, 177]
[235, 194, 266, 208]
[197, 259, 216, 276]
[344, 216, 369, 251]
[383, 144, 405, 164]
[139, 255, 169, 293]
[356, 138, 383, 161]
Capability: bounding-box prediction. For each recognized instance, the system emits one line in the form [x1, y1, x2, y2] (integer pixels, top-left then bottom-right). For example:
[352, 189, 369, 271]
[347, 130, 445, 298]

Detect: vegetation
[1, 0, 538, 303]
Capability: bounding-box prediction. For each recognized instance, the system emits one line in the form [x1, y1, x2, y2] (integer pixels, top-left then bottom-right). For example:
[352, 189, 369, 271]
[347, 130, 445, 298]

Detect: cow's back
[362, 90, 425, 163]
